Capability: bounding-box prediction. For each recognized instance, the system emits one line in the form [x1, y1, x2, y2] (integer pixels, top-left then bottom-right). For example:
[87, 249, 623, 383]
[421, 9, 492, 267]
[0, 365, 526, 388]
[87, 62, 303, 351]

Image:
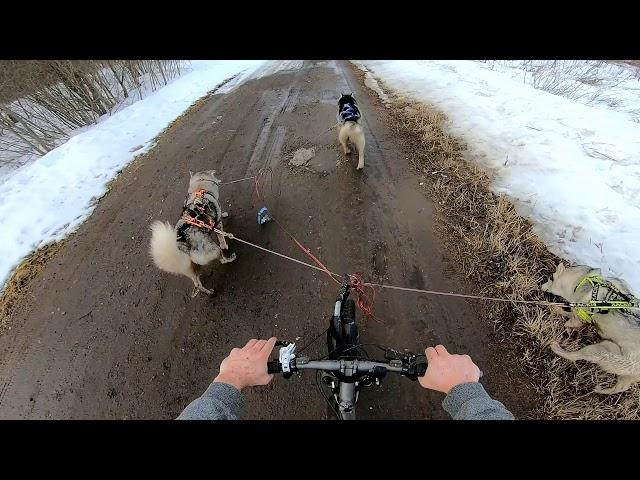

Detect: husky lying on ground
[337, 93, 365, 170]
[149, 170, 236, 297]
[542, 262, 640, 394]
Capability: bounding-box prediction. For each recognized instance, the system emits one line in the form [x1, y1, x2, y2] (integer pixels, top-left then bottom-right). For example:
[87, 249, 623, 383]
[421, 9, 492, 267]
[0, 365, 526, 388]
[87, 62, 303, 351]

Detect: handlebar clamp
[279, 342, 296, 379]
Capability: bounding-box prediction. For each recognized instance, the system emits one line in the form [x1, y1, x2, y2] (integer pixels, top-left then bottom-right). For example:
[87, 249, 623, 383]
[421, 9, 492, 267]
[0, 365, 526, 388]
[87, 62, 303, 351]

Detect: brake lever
[278, 342, 296, 379]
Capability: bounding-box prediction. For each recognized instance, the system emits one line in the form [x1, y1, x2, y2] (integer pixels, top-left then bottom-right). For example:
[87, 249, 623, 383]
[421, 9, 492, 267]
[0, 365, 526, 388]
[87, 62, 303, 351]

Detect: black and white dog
[337, 93, 365, 170]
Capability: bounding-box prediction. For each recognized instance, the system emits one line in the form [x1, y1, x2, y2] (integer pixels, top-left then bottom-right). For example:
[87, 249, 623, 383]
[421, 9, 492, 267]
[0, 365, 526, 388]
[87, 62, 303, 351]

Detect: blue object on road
[257, 207, 272, 225]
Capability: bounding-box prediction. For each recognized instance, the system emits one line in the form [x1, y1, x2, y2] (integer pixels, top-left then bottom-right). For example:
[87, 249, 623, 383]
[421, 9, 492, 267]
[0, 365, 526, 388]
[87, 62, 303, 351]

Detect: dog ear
[189, 170, 194, 178]
[556, 262, 566, 274]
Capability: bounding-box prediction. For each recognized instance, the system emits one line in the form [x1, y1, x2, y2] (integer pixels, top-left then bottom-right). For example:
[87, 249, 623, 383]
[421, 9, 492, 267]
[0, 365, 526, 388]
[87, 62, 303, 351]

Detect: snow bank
[0, 60, 266, 289]
[357, 60, 640, 293]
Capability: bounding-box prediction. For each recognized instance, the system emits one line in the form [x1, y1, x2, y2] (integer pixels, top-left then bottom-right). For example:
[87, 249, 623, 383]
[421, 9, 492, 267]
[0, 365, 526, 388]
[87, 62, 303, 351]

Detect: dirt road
[0, 61, 538, 419]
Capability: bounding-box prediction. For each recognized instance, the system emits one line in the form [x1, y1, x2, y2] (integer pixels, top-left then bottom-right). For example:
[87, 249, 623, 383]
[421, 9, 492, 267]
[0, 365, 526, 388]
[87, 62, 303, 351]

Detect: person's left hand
[213, 337, 277, 391]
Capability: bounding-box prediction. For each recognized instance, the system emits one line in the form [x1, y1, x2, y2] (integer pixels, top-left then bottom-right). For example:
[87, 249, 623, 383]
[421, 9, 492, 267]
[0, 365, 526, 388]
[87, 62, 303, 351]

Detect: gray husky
[149, 170, 236, 297]
[542, 262, 640, 394]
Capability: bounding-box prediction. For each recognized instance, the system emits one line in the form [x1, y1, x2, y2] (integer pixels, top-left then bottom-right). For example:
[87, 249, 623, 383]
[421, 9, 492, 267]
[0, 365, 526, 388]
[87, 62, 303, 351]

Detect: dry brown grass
[389, 98, 640, 419]
[0, 241, 63, 332]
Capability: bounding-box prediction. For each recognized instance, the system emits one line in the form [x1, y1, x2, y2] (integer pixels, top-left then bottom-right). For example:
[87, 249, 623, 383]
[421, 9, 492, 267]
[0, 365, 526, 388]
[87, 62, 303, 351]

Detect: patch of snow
[0, 60, 267, 290]
[357, 60, 640, 294]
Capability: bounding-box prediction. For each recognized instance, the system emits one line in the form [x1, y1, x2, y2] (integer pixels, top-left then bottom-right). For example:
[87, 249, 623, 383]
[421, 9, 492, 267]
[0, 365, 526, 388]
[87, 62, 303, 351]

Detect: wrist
[213, 373, 245, 391]
[446, 380, 479, 394]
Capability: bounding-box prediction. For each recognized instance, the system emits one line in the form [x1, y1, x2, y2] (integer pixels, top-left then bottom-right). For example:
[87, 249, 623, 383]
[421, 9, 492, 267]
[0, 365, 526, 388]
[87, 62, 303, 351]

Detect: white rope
[214, 228, 568, 307]
[214, 228, 340, 279]
[366, 283, 566, 307]
[219, 175, 257, 186]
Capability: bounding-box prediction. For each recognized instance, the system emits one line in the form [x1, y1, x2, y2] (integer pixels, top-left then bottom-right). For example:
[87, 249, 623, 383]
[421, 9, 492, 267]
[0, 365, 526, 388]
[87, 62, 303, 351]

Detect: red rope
[271, 217, 340, 285]
[348, 273, 383, 323]
[269, 219, 381, 321]
[243, 169, 380, 320]
[251, 168, 275, 207]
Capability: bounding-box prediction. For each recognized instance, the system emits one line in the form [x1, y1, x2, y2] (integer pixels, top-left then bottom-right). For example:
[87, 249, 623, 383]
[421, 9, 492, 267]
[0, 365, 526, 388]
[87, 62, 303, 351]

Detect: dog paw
[192, 286, 214, 298]
[356, 165, 364, 171]
[222, 212, 229, 218]
[221, 253, 237, 264]
[549, 341, 564, 355]
[565, 326, 584, 335]
[344, 149, 352, 155]
[564, 324, 583, 335]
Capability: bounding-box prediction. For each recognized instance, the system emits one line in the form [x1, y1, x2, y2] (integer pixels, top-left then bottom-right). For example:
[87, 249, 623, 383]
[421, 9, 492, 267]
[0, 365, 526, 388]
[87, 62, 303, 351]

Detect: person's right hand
[213, 337, 277, 391]
[418, 344, 481, 394]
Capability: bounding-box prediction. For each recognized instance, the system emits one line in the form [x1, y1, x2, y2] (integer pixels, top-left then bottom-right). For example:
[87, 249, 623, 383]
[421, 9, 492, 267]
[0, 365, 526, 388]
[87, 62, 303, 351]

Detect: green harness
[572, 274, 638, 323]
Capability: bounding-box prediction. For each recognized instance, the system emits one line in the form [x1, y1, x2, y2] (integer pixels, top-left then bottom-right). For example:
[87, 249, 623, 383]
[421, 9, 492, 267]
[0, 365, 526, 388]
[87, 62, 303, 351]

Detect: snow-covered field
[356, 60, 640, 294]
[0, 60, 267, 290]
[477, 61, 640, 124]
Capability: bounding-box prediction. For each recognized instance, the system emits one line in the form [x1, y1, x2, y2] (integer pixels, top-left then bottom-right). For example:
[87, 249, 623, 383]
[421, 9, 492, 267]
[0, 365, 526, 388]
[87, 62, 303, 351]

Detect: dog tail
[149, 221, 192, 276]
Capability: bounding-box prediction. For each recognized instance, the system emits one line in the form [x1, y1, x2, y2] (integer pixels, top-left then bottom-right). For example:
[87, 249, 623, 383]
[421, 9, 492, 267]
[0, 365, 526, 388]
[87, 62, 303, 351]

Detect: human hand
[418, 344, 481, 394]
[213, 337, 277, 391]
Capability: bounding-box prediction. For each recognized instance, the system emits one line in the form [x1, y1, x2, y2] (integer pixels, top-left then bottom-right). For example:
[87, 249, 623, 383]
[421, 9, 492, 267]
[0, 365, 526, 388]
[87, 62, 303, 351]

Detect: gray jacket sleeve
[442, 382, 514, 420]
[176, 382, 244, 420]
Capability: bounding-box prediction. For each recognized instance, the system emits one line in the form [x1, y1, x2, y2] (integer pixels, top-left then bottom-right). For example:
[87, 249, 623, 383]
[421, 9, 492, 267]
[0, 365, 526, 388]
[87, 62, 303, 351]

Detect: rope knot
[348, 273, 382, 323]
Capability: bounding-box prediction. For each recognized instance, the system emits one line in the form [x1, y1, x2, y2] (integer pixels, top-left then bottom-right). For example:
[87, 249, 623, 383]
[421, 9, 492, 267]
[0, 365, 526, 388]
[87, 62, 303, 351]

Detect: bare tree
[0, 60, 188, 166]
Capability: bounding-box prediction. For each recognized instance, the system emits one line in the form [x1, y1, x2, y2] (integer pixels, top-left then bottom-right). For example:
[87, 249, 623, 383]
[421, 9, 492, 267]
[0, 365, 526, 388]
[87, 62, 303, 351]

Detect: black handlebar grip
[267, 361, 282, 374]
[416, 357, 427, 377]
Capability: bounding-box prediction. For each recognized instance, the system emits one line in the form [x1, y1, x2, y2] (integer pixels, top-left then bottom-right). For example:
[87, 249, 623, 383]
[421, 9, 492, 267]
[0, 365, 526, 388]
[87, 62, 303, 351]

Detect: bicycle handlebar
[267, 353, 427, 380]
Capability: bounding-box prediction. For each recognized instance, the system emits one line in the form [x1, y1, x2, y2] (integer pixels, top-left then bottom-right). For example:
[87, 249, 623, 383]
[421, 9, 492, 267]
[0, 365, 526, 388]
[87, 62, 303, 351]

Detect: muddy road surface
[0, 61, 538, 419]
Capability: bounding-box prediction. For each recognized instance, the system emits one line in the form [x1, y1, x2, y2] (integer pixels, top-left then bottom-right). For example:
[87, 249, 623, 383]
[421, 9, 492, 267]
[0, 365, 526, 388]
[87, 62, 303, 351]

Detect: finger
[230, 347, 241, 355]
[425, 346, 437, 361]
[434, 345, 448, 355]
[253, 339, 267, 352]
[259, 337, 277, 354]
[243, 339, 259, 350]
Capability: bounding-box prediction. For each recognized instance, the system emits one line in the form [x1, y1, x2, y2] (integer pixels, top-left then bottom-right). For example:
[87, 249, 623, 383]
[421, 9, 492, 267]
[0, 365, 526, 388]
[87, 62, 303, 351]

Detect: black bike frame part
[327, 278, 350, 359]
[327, 279, 360, 361]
